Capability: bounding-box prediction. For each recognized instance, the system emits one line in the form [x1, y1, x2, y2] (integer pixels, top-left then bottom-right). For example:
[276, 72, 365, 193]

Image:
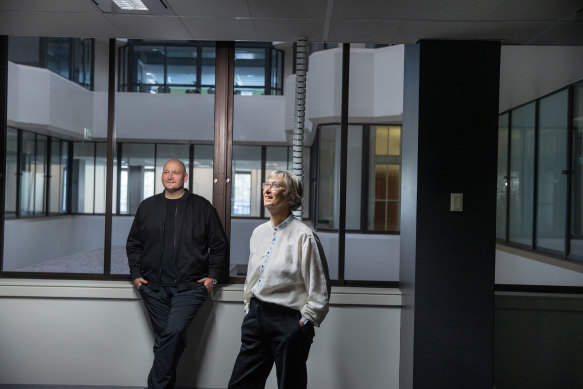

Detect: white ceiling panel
[167, 0, 252, 18]
[529, 21, 583, 45]
[332, 0, 410, 20]
[106, 15, 190, 40]
[394, 20, 549, 44]
[328, 20, 402, 43]
[485, 0, 583, 21]
[247, 0, 328, 19]
[0, 0, 97, 13]
[181, 17, 257, 41]
[404, 0, 498, 21]
[0, 11, 119, 37]
[253, 19, 325, 42]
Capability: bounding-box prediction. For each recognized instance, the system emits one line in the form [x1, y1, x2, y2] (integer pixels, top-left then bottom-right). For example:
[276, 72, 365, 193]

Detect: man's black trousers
[139, 284, 208, 389]
[228, 297, 315, 389]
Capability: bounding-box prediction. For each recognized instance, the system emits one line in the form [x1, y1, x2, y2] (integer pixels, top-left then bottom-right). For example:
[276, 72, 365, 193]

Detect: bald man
[127, 159, 227, 389]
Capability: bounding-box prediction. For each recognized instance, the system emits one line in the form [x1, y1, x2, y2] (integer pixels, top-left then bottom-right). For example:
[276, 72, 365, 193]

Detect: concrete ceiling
[0, 0, 582, 45]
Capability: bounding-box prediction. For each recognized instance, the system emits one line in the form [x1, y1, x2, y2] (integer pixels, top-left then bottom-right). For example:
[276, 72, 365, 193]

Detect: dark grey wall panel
[401, 40, 500, 389]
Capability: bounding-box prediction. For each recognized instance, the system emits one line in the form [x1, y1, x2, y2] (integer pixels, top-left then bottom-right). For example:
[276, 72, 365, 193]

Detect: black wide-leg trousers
[228, 297, 315, 389]
[139, 284, 208, 389]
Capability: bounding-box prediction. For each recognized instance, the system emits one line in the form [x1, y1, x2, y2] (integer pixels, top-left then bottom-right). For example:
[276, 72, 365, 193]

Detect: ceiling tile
[528, 21, 583, 45]
[328, 19, 401, 43]
[404, 0, 500, 20]
[393, 20, 550, 44]
[106, 14, 191, 40]
[486, 0, 583, 21]
[0, 11, 120, 37]
[167, 0, 251, 18]
[253, 19, 324, 42]
[181, 17, 257, 41]
[248, 0, 328, 18]
[0, 0, 97, 13]
[332, 0, 409, 19]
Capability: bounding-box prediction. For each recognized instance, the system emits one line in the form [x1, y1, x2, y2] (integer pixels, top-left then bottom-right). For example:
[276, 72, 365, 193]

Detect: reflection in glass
[49, 139, 69, 215]
[5, 129, 18, 218]
[571, 84, 583, 258]
[234, 47, 265, 96]
[20, 132, 47, 216]
[508, 102, 536, 246]
[47, 37, 71, 79]
[72, 142, 95, 214]
[120, 143, 155, 215]
[536, 90, 568, 253]
[232, 146, 261, 217]
[497, 114, 509, 240]
[193, 145, 214, 201]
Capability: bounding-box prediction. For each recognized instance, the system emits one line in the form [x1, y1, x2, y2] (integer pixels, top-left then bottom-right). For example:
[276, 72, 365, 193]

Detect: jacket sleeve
[299, 232, 331, 326]
[205, 204, 228, 281]
[126, 207, 144, 281]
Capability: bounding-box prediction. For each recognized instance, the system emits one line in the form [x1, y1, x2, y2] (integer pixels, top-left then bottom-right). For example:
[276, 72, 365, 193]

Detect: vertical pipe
[293, 38, 307, 220]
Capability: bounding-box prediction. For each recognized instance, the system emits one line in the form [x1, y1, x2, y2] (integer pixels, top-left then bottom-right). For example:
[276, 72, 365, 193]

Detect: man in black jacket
[127, 159, 227, 389]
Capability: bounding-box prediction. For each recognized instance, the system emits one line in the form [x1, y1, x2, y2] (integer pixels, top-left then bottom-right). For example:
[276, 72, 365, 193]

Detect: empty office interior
[1, 1, 583, 389]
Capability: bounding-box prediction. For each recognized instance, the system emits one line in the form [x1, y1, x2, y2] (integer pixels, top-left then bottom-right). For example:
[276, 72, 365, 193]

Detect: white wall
[0, 280, 402, 389]
[499, 45, 583, 112]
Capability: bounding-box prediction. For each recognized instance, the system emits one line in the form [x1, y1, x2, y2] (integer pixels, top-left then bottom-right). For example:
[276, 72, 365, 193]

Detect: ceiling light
[112, 0, 148, 11]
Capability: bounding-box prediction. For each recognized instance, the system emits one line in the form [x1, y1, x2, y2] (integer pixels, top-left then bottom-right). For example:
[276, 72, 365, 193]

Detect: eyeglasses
[262, 182, 286, 190]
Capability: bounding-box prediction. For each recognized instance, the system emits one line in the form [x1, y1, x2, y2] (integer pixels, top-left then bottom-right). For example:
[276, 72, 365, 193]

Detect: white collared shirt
[243, 214, 331, 326]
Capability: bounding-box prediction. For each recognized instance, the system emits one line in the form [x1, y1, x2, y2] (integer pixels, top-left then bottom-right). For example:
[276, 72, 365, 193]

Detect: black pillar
[400, 40, 501, 389]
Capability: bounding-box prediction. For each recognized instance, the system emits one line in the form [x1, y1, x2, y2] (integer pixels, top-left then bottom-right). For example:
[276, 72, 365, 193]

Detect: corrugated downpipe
[293, 38, 307, 220]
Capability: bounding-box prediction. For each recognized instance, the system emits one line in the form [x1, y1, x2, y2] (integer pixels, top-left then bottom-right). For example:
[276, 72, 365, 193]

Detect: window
[571, 84, 583, 259]
[119, 144, 156, 215]
[49, 139, 69, 215]
[536, 90, 568, 253]
[9, 36, 94, 90]
[369, 125, 401, 232]
[5, 128, 18, 219]
[119, 41, 283, 96]
[508, 102, 536, 247]
[315, 124, 402, 233]
[72, 142, 96, 214]
[498, 82, 583, 263]
[20, 132, 47, 216]
[497, 113, 509, 240]
[231, 146, 261, 217]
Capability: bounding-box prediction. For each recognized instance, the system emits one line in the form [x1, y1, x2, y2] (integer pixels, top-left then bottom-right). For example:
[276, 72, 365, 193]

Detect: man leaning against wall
[127, 159, 228, 389]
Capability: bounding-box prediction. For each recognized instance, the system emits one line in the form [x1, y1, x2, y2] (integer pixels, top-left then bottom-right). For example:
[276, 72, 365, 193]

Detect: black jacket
[126, 190, 228, 291]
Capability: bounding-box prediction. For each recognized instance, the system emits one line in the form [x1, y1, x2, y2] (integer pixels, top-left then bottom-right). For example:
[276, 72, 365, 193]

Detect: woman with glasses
[228, 170, 331, 389]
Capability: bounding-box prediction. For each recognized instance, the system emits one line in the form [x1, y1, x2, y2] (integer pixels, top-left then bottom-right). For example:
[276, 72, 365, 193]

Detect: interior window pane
[318, 125, 340, 229]
[232, 145, 261, 217]
[497, 113, 509, 240]
[20, 132, 37, 216]
[571, 84, 583, 258]
[536, 90, 568, 253]
[369, 125, 401, 232]
[47, 37, 70, 79]
[234, 47, 266, 96]
[193, 145, 214, 201]
[508, 102, 536, 246]
[346, 126, 363, 230]
[72, 142, 95, 214]
[166, 46, 197, 90]
[134, 45, 165, 93]
[94, 143, 107, 214]
[120, 143, 156, 215]
[5, 128, 18, 218]
[201, 47, 216, 93]
[49, 139, 68, 214]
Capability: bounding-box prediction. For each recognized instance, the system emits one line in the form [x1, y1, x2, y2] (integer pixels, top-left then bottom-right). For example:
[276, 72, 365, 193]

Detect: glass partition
[3, 35, 104, 273]
[571, 84, 583, 258]
[497, 113, 509, 240]
[536, 90, 568, 253]
[508, 102, 536, 247]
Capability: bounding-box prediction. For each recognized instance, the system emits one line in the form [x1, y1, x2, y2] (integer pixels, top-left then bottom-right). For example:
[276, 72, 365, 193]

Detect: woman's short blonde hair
[268, 170, 303, 211]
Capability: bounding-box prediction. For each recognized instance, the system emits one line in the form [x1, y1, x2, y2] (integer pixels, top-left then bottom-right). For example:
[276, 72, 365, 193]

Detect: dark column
[400, 40, 500, 389]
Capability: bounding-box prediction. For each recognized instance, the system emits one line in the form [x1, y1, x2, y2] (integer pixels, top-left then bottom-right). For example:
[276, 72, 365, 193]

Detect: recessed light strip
[112, 0, 149, 11]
